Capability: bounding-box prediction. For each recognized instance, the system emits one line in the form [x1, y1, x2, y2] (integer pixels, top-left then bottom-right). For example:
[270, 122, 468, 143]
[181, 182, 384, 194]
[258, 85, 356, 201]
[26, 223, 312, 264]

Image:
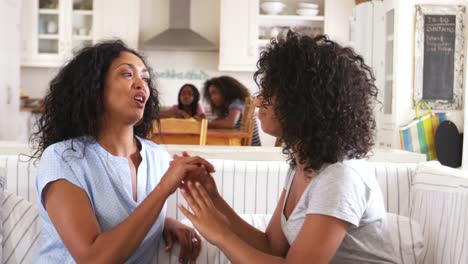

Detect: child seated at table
[160, 84, 206, 120]
[203, 76, 261, 146]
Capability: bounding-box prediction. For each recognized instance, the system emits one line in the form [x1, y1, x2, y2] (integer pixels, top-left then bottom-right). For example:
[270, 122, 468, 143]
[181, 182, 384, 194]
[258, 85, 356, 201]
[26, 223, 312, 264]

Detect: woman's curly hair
[31, 40, 160, 160]
[254, 33, 377, 171]
[202, 76, 250, 116]
[177, 83, 200, 117]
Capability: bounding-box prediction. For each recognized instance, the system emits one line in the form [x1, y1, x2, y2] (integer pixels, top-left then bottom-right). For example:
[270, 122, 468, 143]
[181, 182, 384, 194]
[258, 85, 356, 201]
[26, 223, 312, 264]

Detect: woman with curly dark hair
[30, 40, 214, 263]
[177, 33, 398, 263]
[203, 75, 261, 146]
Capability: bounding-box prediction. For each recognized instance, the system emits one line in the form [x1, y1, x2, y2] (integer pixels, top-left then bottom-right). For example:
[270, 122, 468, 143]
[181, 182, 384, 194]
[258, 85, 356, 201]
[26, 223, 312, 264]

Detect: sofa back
[372, 162, 418, 217]
[0, 154, 418, 220]
[0, 155, 37, 202]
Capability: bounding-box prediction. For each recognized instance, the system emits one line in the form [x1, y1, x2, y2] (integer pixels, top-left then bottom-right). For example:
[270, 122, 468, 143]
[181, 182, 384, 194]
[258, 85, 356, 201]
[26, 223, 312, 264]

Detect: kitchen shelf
[73, 10, 93, 15]
[258, 14, 324, 22]
[38, 34, 59, 39]
[73, 35, 92, 40]
[257, 39, 271, 46]
[38, 9, 59, 15]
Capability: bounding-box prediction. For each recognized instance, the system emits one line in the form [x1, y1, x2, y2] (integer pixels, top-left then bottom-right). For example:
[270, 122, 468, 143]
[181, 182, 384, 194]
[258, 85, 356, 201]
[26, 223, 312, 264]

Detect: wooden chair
[239, 96, 256, 146]
[205, 96, 256, 146]
[150, 118, 208, 145]
[274, 138, 283, 147]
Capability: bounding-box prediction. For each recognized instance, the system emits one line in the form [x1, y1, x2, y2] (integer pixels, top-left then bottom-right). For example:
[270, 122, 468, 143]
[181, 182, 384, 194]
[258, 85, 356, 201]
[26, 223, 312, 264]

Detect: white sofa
[0, 145, 466, 264]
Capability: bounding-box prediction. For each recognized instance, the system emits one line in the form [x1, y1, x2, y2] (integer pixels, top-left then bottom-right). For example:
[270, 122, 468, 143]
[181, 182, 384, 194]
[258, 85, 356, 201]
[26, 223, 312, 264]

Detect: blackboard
[422, 15, 456, 100]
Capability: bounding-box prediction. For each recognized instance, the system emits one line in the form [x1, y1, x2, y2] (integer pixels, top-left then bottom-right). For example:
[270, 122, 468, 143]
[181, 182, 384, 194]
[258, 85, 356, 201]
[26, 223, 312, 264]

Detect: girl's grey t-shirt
[281, 159, 398, 263]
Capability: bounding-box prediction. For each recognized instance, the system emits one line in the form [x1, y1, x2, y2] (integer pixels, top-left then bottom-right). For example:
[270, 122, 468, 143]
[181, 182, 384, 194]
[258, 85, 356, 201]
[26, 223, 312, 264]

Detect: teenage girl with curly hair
[177, 33, 398, 263]
[31, 40, 213, 263]
[203, 75, 261, 146]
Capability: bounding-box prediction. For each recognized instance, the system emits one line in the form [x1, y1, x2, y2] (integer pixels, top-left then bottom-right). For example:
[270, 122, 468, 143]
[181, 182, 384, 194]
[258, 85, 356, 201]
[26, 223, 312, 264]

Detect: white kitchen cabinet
[93, 0, 140, 49]
[0, 0, 22, 140]
[350, 1, 398, 149]
[218, 0, 259, 72]
[219, 0, 353, 72]
[21, 0, 139, 67]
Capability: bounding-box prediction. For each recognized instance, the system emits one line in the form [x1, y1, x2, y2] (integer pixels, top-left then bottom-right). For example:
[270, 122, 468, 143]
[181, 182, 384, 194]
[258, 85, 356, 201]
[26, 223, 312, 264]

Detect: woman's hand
[160, 155, 215, 196]
[175, 152, 220, 200]
[178, 181, 231, 245]
[163, 217, 202, 264]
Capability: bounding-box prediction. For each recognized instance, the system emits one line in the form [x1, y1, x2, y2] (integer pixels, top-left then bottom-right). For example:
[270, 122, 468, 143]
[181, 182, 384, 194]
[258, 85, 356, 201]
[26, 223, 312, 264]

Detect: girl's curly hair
[202, 76, 250, 116]
[177, 83, 200, 117]
[31, 40, 160, 160]
[254, 33, 377, 171]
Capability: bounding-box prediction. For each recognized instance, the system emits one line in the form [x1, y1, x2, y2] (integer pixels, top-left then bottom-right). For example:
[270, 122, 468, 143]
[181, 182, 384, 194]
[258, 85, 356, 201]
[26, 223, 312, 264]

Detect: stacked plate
[296, 2, 319, 16]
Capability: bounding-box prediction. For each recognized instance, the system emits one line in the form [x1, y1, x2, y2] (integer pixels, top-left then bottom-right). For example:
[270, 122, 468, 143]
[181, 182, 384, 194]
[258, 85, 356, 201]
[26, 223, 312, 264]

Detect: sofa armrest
[410, 163, 468, 264]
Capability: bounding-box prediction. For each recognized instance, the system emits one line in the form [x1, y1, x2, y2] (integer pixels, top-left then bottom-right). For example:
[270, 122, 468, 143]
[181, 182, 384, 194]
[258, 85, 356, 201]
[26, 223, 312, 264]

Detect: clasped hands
[161, 152, 229, 263]
[172, 152, 232, 246]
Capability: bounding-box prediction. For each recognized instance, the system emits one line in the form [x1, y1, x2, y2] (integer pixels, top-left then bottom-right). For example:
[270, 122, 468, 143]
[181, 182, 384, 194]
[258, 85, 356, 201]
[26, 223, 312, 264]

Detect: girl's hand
[175, 152, 220, 200]
[178, 181, 230, 245]
[163, 217, 202, 264]
[161, 156, 215, 195]
[175, 109, 190, 118]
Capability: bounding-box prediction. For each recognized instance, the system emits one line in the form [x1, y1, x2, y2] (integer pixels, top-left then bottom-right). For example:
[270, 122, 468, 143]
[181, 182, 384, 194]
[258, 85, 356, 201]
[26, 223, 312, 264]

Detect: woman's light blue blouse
[34, 136, 170, 264]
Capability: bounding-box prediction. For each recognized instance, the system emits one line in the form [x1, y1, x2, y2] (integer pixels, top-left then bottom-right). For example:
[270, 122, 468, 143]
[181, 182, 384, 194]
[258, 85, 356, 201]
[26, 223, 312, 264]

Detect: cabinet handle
[6, 84, 12, 105]
[248, 44, 255, 56]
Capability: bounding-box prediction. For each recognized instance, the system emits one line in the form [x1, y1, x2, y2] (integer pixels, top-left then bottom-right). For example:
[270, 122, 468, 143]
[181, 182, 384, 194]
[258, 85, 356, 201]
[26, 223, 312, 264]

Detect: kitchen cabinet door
[218, 0, 258, 72]
[21, 0, 95, 67]
[93, 0, 140, 49]
[21, 0, 140, 67]
[0, 0, 21, 140]
[219, 0, 352, 72]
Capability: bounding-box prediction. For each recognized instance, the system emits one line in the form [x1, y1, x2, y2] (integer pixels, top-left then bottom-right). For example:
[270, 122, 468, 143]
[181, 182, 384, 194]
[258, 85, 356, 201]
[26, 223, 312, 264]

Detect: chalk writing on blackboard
[414, 5, 465, 110]
[423, 15, 455, 100]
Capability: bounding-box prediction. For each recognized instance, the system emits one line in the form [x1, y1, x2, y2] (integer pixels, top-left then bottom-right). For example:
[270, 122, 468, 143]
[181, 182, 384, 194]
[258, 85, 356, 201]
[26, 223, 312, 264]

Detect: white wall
[325, 0, 355, 45]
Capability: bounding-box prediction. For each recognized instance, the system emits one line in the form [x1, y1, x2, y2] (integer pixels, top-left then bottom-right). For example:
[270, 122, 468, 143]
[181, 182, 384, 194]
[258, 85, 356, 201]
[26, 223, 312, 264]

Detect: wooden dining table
[206, 128, 251, 146]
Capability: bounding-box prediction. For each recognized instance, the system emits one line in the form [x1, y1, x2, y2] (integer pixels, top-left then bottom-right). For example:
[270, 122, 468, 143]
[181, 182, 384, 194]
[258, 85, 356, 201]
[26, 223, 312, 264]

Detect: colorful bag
[399, 100, 446, 160]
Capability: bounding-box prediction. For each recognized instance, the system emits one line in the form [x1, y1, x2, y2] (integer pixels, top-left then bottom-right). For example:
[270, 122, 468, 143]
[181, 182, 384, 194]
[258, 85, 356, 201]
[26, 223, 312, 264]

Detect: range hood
[142, 0, 217, 51]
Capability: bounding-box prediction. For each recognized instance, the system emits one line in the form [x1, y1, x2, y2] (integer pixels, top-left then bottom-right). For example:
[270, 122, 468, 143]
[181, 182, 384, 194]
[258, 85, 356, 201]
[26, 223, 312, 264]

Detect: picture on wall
[414, 5, 465, 110]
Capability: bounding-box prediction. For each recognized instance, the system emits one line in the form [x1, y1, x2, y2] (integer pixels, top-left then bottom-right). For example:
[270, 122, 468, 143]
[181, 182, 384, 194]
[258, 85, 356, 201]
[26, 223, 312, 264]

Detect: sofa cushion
[411, 162, 468, 264]
[387, 213, 425, 264]
[153, 215, 271, 264]
[158, 213, 424, 264]
[2, 190, 40, 263]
